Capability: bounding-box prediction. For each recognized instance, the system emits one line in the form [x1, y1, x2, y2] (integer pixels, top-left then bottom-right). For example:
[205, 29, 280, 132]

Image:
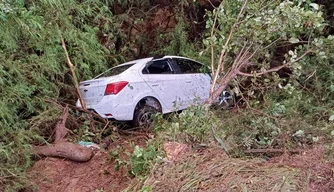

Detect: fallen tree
[32, 106, 94, 162]
[204, 0, 327, 104]
[32, 37, 97, 162]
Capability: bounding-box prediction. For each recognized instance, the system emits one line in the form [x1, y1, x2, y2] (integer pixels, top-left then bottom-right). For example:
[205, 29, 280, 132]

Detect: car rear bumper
[75, 99, 134, 121]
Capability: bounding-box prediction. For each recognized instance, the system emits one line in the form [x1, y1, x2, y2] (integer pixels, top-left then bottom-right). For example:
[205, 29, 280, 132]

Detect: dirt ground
[269, 146, 334, 192]
[27, 137, 334, 192]
[145, 146, 334, 192]
[27, 136, 147, 192]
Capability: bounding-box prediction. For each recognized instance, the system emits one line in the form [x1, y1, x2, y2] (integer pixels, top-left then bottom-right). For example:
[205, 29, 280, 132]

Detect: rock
[163, 142, 189, 161]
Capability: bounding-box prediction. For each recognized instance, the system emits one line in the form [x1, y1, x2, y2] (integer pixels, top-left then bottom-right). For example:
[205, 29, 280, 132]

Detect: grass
[138, 147, 301, 191]
[123, 91, 334, 191]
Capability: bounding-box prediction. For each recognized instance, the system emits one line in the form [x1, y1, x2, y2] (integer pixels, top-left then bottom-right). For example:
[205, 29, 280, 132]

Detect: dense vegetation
[0, 0, 333, 191]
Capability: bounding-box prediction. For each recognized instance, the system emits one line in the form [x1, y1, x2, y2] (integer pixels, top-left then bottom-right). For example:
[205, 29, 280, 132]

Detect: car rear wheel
[132, 105, 158, 128]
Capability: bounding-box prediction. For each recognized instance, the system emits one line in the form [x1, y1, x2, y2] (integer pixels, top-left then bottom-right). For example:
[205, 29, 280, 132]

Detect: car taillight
[104, 81, 129, 95]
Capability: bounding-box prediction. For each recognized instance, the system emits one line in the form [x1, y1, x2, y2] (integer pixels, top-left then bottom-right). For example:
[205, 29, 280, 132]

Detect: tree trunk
[206, 70, 238, 104]
[33, 106, 94, 162]
[33, 142, 93, 162]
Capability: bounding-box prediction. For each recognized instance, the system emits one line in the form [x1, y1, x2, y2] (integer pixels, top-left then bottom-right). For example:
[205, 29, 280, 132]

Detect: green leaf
[293, 130, 304, 137]
[309, 3, 319, 10]
[329, 115, 334, 121]
[289, 37, 300, 44]
[331, 130, 334, 136]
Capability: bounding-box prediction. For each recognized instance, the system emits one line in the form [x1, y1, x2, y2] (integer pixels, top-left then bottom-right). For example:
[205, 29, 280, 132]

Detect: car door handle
[151, 84, 159, 87]
[185, 80, 192, 83]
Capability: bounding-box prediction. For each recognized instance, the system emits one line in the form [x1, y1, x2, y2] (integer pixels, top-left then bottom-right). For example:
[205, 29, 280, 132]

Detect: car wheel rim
[218, 91, 231, 103]
[218, 91, 234, 108]
[139, 111, 154, 128]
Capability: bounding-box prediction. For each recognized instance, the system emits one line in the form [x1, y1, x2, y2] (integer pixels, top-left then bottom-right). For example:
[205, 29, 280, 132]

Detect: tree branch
[33, 104, 94, 162]
[61, 38, 87, 110]
[45, 99, 107, 124]
[210, 0, 248, 93]
[244, 148, 303, 154]
[237, 50, 312, 77]
[55, 105, 69, 142]
[59, 101, 107, 124]
[210, 6, 220, 80]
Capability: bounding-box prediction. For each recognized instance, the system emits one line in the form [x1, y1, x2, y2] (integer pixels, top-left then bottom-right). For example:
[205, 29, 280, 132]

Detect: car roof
[116, 57, 154, 67]
[162, 55, 205, 65]
[162, 55, 191, 60]
[115, 55, 204, 67]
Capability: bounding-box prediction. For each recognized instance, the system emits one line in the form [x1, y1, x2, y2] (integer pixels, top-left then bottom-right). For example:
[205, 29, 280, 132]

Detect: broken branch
[45, 99, 107, 124]
[210, 125, 230, 155]
[210, 0, 248, 93]
[61, 38, 87, 110]
[55, 105, 69, 142]
[237, 50, 312, 77]
[33, 105, 94, 162]
[33, 142, 93, 162]
[244, 148, 303, 154]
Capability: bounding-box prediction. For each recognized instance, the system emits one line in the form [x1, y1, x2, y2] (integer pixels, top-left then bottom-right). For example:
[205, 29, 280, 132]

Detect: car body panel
[77, 56, 220, 121]
[79, 77, 119, 106]
[138, 58, 190, 110]
[77, 79, 163, 120]
[183, 73, 212, 105]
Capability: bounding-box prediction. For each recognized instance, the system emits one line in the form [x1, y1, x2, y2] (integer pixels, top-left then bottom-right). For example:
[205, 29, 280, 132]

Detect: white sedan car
[77, 56, 232, 127]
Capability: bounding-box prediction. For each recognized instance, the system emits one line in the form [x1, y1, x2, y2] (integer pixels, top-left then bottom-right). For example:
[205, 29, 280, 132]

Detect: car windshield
[95, 64, 134, 79]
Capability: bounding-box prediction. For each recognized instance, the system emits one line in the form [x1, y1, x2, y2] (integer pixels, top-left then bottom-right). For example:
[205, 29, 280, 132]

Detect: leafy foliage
[0, 0, 117, 190]
[198, 0, 333, 154]
[130, 145, 157, 177]
[153, 105, 224, 144]
[203, 0, 333, 103]
[204, 0, 326, 61]
[150, 15, 206, 63]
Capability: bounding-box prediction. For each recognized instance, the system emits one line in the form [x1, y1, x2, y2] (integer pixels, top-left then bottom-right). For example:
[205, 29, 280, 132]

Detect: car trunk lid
[79, 77, 112, 106]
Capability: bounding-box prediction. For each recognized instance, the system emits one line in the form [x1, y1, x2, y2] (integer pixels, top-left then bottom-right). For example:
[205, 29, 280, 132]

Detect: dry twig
[61, 38, 86, 110]
[45, 99, 107, 124]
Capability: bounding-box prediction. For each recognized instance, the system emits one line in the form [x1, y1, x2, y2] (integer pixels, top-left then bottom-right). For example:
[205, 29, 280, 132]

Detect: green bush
[154, 105, 224, 144]
[130, 145, 157, 177]
[0, 0, 116, 190]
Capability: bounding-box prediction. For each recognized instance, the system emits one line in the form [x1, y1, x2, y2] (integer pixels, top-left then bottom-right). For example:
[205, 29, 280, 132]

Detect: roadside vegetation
[0, 0, 333, 191]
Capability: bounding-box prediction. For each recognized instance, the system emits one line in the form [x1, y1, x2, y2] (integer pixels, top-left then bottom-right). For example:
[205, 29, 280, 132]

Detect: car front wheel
[217, 90, 235, 110]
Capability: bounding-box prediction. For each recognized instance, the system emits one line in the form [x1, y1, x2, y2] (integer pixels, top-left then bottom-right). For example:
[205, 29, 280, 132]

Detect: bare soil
[269, 146, 334, 192]
[28, 138, 334, 192]
[27, 136, 147, 192]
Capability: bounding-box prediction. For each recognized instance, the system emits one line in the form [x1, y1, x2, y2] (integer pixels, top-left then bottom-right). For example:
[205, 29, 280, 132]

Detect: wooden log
[244, 148, 303, 154]
[32, 105, 94, 162]
[33, 142, 93, 162]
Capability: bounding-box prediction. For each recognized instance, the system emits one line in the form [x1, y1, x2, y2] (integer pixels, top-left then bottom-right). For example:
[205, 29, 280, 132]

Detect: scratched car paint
[76, 56, 231, 127]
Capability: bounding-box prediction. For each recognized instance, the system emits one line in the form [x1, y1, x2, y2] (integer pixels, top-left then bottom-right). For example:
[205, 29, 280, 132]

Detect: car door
[139, 59, 188, 111]
[172, 58, 211, 106]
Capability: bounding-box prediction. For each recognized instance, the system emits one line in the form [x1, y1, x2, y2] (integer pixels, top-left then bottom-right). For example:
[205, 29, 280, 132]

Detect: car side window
[143, 59, 173, 74]
[174, 58, 203, 74]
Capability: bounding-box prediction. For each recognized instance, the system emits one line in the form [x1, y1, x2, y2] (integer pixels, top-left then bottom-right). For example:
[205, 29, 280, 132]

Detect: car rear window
[143, 60, 173, 74]
[95, 64, 134, 78]
[174, 58, 203, 73]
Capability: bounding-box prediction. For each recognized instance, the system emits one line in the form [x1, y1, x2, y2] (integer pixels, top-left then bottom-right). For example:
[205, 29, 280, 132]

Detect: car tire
[218, 91, 235, 110]
[132, 105, 158, 128]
